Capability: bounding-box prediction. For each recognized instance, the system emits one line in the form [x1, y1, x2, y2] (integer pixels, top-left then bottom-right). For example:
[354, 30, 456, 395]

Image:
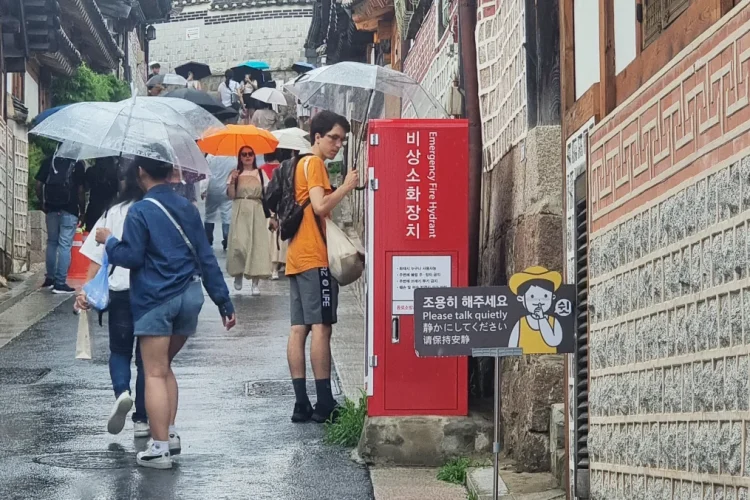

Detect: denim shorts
[134, 280, 205, 337]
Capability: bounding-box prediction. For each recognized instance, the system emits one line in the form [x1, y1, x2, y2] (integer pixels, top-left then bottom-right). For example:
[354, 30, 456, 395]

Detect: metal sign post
[472, 347, 523, 500]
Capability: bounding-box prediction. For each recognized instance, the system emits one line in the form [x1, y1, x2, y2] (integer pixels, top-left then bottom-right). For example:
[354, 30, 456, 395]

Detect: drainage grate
[245, 379, 341, 398]
[34, 451, 133, 470]
[0, 368, 50, 385]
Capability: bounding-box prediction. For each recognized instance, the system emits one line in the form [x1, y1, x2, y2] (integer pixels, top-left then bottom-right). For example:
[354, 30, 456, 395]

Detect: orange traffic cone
[68, 228, 90, 281]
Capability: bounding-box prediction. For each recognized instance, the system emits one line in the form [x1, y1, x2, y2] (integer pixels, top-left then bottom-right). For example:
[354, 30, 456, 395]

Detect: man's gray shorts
[289, 267, 339, 326]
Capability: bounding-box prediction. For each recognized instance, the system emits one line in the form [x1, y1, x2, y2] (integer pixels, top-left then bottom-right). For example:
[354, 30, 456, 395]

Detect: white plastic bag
[326, 219, 364, 287]
[75, 310, 92, 360]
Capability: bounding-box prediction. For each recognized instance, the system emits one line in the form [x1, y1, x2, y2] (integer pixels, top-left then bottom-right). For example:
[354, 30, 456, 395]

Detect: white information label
[186, 27, 200, 40]
[391, 255, 452, 315]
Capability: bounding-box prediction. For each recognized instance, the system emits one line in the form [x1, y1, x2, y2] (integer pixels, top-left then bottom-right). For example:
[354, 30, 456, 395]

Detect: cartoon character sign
[508, 266, 566, 354]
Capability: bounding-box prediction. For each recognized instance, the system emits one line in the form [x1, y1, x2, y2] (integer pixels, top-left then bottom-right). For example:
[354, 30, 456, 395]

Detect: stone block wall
[28, 210, 45, 265]
[479, 126, 564, 472]
[150, 5, 312, 73]
[586, 4, 750, 497]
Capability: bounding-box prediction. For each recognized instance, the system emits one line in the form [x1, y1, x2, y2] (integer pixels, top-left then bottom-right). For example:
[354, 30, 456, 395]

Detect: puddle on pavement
[244, 379, 341, 398]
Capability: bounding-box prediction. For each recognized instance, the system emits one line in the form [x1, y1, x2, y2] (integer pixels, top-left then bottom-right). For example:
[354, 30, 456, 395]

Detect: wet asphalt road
[0, 241, 374, 500]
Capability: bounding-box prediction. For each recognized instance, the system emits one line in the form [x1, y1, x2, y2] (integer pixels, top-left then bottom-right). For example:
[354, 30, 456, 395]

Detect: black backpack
[265, 155, 313, 241]
[43, 156, 76, 207]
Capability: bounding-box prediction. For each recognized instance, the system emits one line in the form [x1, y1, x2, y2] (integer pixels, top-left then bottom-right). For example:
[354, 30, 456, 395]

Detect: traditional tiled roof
[210, 0, 313, 10]
[59, 0, 124, 70]
[35, 27, 84, 76]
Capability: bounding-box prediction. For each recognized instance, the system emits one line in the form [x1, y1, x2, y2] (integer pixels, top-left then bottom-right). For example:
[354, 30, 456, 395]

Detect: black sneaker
[291, 402, 314, 423]
[311, 402, 341, 424]
[41, 278, 54, 289]
[52, 284, 76, 294]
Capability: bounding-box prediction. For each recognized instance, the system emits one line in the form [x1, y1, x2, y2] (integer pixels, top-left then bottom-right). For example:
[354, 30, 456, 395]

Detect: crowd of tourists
[35, 102, 357, 469]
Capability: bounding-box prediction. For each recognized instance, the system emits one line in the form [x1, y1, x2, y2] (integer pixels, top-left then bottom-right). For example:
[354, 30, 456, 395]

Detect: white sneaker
[252, 282, 260, 296]
[134, 421, 150, 438]
[136, 441, 172, 469]
[234, 276, 243, 291]
[107, 392, 133, 435]
[271, 270, 279, 280]
[169, 433, 182, 455]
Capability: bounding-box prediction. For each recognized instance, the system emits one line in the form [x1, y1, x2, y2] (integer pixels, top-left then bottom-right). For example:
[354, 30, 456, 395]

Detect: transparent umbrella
[285, 62, 447, 120]
[30, 100, 211, 175]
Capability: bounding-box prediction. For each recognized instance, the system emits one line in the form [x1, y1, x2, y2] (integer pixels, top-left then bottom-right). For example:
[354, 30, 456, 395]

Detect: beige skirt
[269, 226, 287, 264]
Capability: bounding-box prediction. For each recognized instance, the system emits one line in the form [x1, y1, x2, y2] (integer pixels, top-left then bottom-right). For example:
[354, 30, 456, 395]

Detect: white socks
[152, 440, 169, 453]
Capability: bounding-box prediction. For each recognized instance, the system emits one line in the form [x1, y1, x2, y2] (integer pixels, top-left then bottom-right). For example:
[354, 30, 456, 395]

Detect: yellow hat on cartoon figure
[509, 266, 563, 295]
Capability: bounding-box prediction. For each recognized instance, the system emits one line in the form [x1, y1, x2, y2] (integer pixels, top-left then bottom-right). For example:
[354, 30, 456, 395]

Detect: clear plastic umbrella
[147, 73, 188, 87]
[30, 100, 210, 175]
[125, 96, 224, 139]
[285, 62, 447, 120]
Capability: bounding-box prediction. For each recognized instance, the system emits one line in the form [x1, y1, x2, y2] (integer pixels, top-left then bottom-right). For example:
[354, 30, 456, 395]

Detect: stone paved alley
[0, 242, 375, 500]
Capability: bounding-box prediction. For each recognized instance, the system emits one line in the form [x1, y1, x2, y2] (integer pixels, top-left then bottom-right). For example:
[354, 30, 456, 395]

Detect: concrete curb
[0, 267, 46, 316]
[466, 467, 565, 500]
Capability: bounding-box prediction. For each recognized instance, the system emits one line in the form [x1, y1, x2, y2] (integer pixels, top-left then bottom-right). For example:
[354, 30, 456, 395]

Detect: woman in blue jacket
[96, 156, 236, 470]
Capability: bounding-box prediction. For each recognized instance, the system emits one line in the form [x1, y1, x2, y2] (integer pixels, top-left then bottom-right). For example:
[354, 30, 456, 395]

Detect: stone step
[467, 467, 565, 500]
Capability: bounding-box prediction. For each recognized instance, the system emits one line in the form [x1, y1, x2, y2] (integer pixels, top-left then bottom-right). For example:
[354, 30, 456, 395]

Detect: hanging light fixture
[146, 25, 156, 41]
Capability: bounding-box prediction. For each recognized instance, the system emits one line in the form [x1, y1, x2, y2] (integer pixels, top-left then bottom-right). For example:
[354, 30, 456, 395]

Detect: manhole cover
[0, 368, 50, 385]
[34, 451, 134, 470]
[245, 379, 341, 398]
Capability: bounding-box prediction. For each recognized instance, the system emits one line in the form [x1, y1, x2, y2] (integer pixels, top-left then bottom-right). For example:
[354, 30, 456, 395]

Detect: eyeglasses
[325, 134, 348, 146]
[240, 151, 255, 158]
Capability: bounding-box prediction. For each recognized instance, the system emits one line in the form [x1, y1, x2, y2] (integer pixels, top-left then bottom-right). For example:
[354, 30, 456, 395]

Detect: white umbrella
[286, 61, 446, 119]
[272, 128, 310, 153]
[251, 87, 287, 106]
[147, 73, 188, 87]
[30, 99, 210, 175]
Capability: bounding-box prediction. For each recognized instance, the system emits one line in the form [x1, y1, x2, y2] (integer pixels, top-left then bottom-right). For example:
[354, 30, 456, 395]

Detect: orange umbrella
[197, 124, 279, 156]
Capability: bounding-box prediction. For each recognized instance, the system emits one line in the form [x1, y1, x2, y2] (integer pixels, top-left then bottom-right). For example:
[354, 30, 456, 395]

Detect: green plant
[323, 390, 367, 447]
[50, 64, 130, 106]
[437, 457, 472, 485]
[467, 490, 479, 500]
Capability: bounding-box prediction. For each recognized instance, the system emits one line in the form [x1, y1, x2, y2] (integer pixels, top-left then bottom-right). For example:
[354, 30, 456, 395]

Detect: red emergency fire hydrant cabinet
[365, 119, 469, 417]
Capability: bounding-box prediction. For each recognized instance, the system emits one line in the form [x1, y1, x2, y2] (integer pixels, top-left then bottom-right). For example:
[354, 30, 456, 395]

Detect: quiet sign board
[414, 267, 576, 357]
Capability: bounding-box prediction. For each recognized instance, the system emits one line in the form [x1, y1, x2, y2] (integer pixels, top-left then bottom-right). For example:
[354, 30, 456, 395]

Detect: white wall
[614, 0, 636, 73]
[24, 73, 39, 119]
[150, 6, 312, 75]
[573, 0, 600, 99]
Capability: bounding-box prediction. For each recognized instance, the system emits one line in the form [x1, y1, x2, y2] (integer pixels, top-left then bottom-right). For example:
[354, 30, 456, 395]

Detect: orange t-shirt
[285, 155, 331, 275]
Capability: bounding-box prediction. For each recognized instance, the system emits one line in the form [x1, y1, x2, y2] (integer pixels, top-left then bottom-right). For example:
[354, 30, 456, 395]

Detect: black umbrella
[175, 61, 212, 81]
[163, 88, 224, 113]
[213, 106, 239, 123]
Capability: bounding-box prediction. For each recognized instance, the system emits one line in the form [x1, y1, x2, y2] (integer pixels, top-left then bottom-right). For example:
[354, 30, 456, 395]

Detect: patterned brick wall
[587, 4, 750, 497]
[475, 0, 525, 172]
[150, 6, 312, 71]
[402, 2, 458, 116]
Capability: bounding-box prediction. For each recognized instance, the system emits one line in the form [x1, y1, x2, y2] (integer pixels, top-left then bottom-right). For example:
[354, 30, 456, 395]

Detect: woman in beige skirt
[226, 146, 272, 295]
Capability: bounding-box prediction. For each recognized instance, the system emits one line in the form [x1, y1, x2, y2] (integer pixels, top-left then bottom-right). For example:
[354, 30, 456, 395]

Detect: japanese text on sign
[414, 284, 576, 357]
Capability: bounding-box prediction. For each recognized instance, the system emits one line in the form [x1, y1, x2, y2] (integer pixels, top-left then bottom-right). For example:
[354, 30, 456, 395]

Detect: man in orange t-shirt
[286, 110, 359, 424]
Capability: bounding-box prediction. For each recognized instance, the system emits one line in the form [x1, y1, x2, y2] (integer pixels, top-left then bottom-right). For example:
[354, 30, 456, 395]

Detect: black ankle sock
[315, 379, 335, 407]
[292, 378, 310, 405]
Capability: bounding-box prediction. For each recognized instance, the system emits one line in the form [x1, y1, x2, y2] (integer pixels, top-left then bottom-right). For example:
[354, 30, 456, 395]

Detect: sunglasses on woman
[240, 151, 255, 158]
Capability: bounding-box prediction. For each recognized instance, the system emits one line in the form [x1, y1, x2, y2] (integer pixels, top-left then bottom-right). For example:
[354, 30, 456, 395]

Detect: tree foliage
[50, 64, 131, 106]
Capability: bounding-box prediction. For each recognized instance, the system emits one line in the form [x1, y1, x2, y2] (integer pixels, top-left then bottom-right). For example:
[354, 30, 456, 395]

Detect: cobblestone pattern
[402, 2, 459, 118]
[150, 8, 312, 71]
[475, 0, 526, 172]
[128, 31, 147, 95]
[588, 153, 750, 495]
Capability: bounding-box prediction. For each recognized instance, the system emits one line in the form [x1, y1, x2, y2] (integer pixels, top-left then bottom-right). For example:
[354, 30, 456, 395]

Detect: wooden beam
[560, 0, 574, 112]
[564, 83, 600, 139]
[598, 0, 615, 118]
[352, 5, 394, 23]
[719, 0, 736, 16]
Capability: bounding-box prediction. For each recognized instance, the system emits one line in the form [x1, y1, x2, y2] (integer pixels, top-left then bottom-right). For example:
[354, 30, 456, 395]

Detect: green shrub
[323, 390, 367, 447]
[437, 457, 472, 485]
